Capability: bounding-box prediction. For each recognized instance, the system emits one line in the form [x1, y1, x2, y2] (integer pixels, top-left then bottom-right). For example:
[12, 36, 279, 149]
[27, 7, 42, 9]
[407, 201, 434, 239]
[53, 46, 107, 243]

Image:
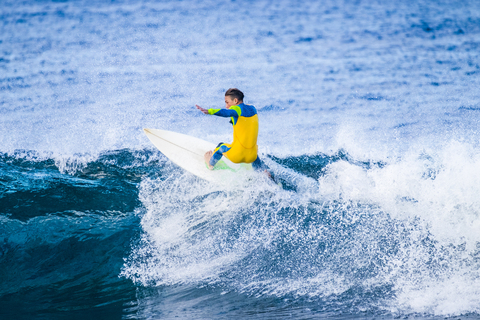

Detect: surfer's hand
[196, 105, 209, 114]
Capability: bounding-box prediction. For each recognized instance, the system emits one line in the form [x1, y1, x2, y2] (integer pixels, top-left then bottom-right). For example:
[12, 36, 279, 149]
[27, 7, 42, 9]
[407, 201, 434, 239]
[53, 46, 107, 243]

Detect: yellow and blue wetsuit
[208, 103, 266, 170]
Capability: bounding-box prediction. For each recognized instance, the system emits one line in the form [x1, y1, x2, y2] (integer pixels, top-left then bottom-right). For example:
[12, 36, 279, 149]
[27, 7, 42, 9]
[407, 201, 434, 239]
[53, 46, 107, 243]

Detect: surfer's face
[225, 95, 239, 109]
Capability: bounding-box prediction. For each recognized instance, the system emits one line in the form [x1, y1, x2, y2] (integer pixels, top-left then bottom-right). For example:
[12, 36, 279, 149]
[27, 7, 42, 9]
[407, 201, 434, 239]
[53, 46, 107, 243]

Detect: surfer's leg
[252, 156, 274, 180]
[252, 156, 267, 171]
[208, 143, 231, 169]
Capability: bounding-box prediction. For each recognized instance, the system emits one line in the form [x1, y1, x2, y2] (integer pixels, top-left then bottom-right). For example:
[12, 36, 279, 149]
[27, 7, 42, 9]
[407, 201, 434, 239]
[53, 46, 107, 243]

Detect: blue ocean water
[1, 0, 480, 319]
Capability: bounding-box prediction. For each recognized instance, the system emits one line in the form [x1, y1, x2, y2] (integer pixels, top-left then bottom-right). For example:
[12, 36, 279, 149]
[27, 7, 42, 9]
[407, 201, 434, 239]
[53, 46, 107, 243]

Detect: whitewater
[1, 0, 480, 319]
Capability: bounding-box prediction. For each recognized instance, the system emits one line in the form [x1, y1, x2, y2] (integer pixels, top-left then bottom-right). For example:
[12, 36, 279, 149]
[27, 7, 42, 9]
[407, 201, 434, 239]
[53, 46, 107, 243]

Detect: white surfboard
[143, 128, 253, 183]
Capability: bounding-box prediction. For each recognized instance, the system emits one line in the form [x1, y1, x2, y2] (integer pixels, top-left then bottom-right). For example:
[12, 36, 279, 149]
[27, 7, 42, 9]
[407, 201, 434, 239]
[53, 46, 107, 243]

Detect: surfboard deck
[143, 128, 253, 183]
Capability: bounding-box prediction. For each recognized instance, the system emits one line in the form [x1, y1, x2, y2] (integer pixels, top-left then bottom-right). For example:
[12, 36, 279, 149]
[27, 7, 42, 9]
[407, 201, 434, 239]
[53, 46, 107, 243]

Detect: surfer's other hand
[196, 105, 209, 114]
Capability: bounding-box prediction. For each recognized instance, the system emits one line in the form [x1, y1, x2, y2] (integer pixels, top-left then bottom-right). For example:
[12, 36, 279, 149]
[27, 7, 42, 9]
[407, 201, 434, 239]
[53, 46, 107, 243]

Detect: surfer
[196, 88, 269, 174]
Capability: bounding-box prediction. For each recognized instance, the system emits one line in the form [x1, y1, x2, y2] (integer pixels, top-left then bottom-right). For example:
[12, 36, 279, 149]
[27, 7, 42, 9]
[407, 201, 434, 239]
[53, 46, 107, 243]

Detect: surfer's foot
[204, 151, 214, 170]
[265, 170, 273, 180]
[264, 170, 273, 180]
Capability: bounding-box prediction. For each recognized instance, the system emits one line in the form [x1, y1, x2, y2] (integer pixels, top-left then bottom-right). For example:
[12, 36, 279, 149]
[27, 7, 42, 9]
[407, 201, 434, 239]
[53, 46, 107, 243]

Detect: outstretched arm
[197, 105, 240, 117]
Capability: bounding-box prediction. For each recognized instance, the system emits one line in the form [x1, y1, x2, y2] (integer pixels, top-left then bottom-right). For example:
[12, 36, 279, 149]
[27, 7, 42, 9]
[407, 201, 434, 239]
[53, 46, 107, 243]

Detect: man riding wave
[196, 88, 269, 173]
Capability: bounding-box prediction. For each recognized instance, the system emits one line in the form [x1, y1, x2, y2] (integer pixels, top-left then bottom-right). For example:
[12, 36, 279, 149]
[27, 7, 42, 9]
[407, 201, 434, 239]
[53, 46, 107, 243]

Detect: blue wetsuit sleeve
[208, 108, 240, 117]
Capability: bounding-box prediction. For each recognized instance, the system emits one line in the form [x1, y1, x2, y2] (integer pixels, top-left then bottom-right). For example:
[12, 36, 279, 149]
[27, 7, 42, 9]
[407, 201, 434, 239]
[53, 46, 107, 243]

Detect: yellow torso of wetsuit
[224, 113, 259, 163]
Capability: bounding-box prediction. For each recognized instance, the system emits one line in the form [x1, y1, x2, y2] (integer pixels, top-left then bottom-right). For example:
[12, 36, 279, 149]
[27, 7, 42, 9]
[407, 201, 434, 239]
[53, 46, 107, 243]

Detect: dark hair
[225, 88, 244, 102]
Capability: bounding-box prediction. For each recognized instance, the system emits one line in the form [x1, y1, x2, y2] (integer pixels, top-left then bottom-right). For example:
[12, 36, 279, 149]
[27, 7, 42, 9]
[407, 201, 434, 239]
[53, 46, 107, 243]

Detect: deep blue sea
[1, 0, 480, 319]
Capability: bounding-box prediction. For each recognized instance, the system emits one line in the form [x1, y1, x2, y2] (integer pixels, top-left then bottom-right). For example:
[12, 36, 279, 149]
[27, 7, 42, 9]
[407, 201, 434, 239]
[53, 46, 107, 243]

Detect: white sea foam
[317, 139, 480, 315]
[122, 137, 480, 315]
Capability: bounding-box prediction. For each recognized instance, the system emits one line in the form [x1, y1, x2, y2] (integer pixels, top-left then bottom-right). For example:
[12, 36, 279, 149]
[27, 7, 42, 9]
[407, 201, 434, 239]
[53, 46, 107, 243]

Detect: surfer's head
[225, 88, 244, 108]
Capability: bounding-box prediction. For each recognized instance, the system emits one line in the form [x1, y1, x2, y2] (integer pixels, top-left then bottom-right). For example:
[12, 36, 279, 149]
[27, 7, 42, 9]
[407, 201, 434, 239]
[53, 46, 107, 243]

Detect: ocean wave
[121, 142, 480, 316]
[2, 143, 480, 317]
